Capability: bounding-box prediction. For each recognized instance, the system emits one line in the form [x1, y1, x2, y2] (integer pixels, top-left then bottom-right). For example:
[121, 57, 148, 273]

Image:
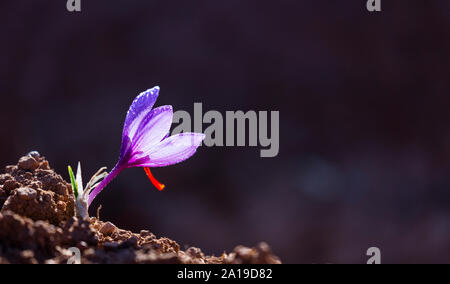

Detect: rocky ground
[0, 153, 281, 264]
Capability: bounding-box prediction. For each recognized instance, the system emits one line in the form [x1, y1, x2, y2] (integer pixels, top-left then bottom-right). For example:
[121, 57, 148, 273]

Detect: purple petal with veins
[129, 133, 205, 167]
[132, 105, 173, 155]
[123, 87, 160, 137]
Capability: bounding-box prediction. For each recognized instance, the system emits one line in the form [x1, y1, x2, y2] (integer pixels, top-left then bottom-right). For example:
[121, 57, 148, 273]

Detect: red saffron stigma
[144, 167, 165, 191]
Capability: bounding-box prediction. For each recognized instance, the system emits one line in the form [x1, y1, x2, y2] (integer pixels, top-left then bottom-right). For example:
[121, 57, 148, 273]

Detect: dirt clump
[0, 154, 281, 264]
[0, 152, 74, 225]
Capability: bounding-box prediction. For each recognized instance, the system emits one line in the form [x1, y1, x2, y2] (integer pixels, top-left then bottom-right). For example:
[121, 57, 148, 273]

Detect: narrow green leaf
[68, 165, 78, 198]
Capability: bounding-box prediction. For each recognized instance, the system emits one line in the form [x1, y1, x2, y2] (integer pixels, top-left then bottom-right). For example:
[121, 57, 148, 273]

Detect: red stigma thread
[144, 167, 165, 191]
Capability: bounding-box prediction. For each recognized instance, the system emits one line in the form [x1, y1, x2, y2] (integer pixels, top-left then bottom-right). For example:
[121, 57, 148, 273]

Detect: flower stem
[88, 164, 123, 206]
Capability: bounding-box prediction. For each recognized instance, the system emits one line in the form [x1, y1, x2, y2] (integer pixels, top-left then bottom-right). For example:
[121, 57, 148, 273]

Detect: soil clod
[18, 156, 39, 171]
[0, 154, 281, 264]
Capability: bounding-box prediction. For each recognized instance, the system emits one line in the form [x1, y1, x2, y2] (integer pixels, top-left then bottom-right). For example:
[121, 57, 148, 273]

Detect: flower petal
[123, 87, 160, 139]
[131, 105, 173, 155]
[131, 133, 205, 167]
[119, 135, 133, 162]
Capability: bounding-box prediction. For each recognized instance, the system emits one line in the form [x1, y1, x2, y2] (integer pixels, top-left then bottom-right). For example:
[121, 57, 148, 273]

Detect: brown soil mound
[0, 153, 281, 264]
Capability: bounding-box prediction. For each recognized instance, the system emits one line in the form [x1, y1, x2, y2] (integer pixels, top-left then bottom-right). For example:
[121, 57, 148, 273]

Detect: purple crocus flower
[87, 86, 205, 206]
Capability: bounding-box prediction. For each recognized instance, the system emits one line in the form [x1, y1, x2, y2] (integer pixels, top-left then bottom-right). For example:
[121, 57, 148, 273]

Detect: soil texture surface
[0, 154, 281, 264]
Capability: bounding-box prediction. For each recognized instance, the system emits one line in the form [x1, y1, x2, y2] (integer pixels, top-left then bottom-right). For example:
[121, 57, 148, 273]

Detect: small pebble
[186, 247, 205, 259]
[16, 187, 38, 201]
[100, 222, 117, 235]
[18, 156, 39, 171]
[140, 230, 155, 238]
[257, 242, 271, 253]
[27, 151, 40, 160]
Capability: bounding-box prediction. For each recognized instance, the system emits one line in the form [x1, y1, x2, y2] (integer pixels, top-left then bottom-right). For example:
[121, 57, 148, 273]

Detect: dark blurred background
[1, 0, 450, 263]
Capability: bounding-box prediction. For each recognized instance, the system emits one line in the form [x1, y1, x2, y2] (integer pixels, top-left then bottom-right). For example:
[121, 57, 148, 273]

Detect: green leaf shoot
[68, 165, 78, 198]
